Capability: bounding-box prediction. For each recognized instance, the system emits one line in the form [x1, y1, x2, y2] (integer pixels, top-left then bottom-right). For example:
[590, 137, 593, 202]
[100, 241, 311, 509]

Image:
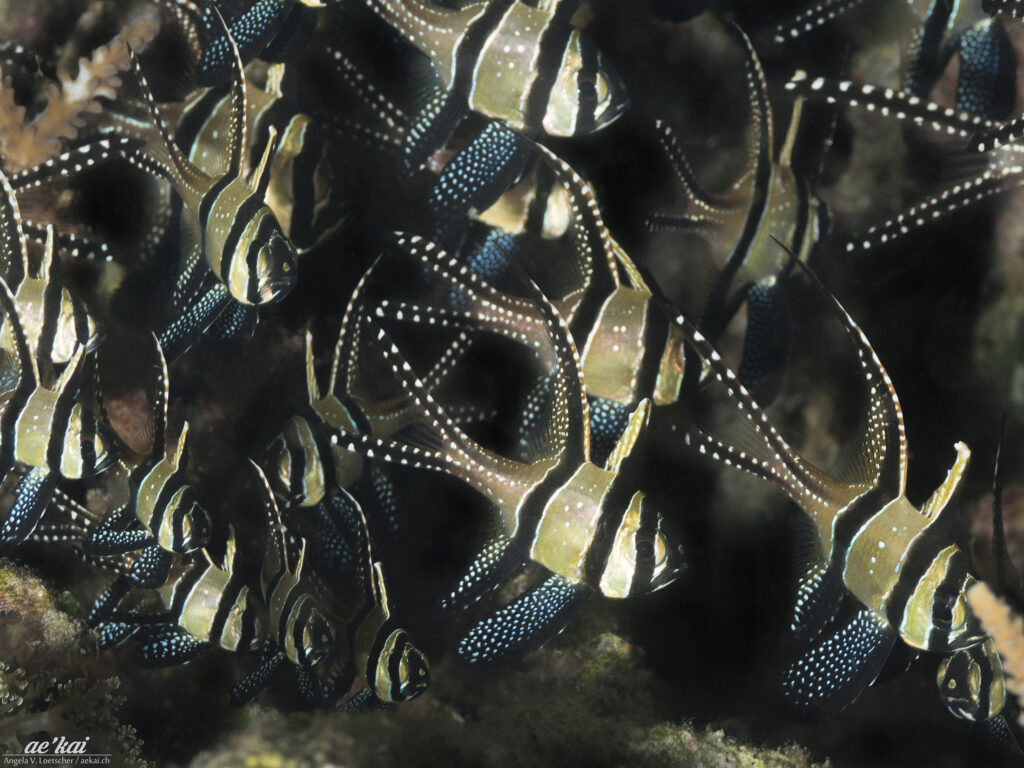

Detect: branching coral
[966, 582, 1024, 727]
[0, 664, 148, 766]
[0, 561, 149, 765]
[0, 7, 158, 173]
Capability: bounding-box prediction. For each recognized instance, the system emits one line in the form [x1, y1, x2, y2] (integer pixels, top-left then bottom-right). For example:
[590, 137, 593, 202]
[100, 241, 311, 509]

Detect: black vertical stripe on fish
[386, 630, 409, 700]
[574, 32, 599, 136]
[633, 309, 669, 406]
[363, 615, 392, 682]
[510, 460, 575, 555]
[583, 469, 634, 587]
[629, 498, 659, 597]
[45, 382, 79, 470]
[523, 22, 574, 132]
[168, 563, 208, 617]
[198, 172, 236, 229]
[80, 403, 97, 475]
[451, 0, 517, 98]
[221, 191, 268, 284]
[209, 572, 246, 643]
[177, 84, 232, 152]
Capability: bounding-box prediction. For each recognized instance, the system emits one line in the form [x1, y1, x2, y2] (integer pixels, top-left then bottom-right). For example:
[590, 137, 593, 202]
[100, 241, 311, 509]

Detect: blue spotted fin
[232, 648, 285, 707]
[404, 89, 466, 173]
[132, 623, 209, 667]
[127, 546, 175, 588]
[457, 573, 583, 664]
[789, 558, 846, 647]
[193, 1, 301, 87]
[428, 122, 530, 251]
[0, 468, 60, 551]
[587, 397, 632, 467]
[438, 530, 528, 615]
[344, 688, 393, 712]
[285, 492, 363, 581]
[734, 276, 792, 406]
[159, 282, 233, 361]
[951, 19, 1016, 120]
[966, 713, 1024, 766]
[780, 607, 897, 722]
[206, 300, 258, 343]
[904, 0, 957, 101]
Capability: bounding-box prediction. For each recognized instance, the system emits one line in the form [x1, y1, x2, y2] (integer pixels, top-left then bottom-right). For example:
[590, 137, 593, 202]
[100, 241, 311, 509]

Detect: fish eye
[933, 591, 956, 625]
[636, 539, 654, 559]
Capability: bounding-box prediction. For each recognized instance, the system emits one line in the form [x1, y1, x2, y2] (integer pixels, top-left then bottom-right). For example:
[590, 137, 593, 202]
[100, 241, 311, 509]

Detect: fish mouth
[593, 90, 630, 131]
[650, 545, 687, 592]
[258, 271, 296, 303]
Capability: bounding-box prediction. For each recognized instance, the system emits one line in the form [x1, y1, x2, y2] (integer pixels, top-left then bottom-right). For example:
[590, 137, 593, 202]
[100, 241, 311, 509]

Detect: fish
[0, 169, 100, 390]
[648, 25, 828, 403]
[156, 62, 345, 359]
[360, 0, 629, 167]
[167, 0, 319, 87]
[82, 337, 212, 588]
[113, 26, 298, 307]
[676, 260, 987, 720]
[330, 234, 685, 662]
[781, 70, 1024, 253]
[0, 264, 116, 551]
[129, 528, 268, 666]
[232, 480, 430, 707]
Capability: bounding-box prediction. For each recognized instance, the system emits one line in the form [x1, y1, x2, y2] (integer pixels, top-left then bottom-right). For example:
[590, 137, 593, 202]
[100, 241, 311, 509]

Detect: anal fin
[438, 532, 528, 615]
[780, 607, 896, 722]
[457, 574, 583, 664]
[789, 559, 845, 647]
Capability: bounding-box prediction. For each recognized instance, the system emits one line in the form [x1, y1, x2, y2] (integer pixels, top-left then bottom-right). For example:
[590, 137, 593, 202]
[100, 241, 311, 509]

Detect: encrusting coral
[966, 581, 1024, 728]
[0, 5, 158, 173]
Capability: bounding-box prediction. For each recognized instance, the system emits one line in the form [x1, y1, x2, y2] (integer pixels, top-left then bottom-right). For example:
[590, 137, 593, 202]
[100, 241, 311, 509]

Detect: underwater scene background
[0, 0, 1023, 765]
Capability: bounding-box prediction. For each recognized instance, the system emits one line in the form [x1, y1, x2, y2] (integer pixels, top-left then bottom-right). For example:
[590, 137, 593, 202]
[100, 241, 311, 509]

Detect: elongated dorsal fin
[305, 327, 322, 404]
[53, 344, 85, 395]
[251, 459, 289, 574]
[265, 62, 286, 99]
[0, 170, 28, 287]
[295, 537, 308, 579]
[218, 7, 248, 178]
[250, 125, 280, 197]
[37, 225, 55, 281]
[172, 421, 191, 469]
[126, 47, 203, 192]
[920, 442, 971, 521]
[333, 255, 381, 399]
[373, 561, 391, 618]
[605, 398, 651, 473]
[152, 333, 170, 457]
[529, 140, 620, 290]
[223, 522, 239, 573]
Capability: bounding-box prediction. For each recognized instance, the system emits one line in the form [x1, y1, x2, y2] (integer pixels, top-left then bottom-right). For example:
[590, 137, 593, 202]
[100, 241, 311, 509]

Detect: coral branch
[0, 9, 159, 173]
[967, 582, 1024, 727]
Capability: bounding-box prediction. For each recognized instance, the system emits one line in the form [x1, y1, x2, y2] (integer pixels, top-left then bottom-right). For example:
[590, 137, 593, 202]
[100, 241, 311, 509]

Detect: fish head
[541, 31, 629, 136]
[598, 492, 686, 598]
[374, 627, 430, 702]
